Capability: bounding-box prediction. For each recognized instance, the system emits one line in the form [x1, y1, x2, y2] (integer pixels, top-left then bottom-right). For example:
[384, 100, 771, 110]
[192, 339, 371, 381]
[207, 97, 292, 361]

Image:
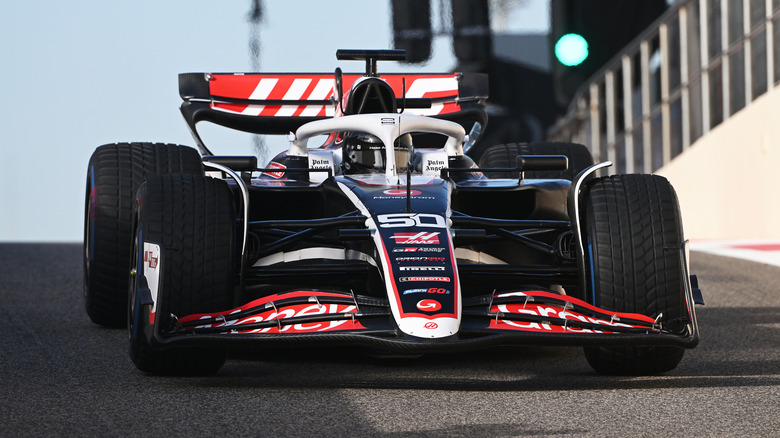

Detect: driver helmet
[342, 133, 412, 174]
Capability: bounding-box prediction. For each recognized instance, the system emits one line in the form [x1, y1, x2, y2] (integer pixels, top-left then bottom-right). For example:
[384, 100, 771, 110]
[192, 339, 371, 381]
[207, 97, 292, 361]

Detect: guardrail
[548, 0, 780, 174]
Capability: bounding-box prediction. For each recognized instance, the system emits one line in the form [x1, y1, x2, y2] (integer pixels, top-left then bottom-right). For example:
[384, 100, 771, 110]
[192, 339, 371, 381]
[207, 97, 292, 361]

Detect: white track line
[690, 240, 780, 268]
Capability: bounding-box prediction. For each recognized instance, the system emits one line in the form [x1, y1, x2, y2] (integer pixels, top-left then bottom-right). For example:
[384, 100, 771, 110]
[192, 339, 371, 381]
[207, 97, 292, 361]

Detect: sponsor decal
[424, 321, 439, 329]
[417, 299, 442, 311]
[383, 189, 422, 196]
[491, 302, 636, 334]
[373, 195, 435, 200]
[373, 189, 435, 200]
[424, 159, 446, 173]
[381, 117, 396, 125]
[310, 158, 332, 168]
[395, 256, 446, 262]
[144, 250, 159, 270]
[399, 276, 451, 282]
[142, 242, 162, 314]
[390, 232, 440, 245]
[399, 266, 446, 271]
[403, 288, 451, 295]
[192, 303, 365, 334]
[392, 247, 447, 253]
[262, 161, 286, 179]
[209, 74, 460, 117]
[378, 213, 447, 229]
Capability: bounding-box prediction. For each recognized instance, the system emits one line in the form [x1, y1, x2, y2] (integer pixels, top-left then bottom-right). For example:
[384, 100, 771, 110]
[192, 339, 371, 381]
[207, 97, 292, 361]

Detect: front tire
[128, 174, 235, 375]
[581, 174, 687, 375]
[84, 143, 202, 327]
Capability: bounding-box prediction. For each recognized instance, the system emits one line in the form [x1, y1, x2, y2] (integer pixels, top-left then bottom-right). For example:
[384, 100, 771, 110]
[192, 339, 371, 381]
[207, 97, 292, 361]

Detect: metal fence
[548, 0, 780, 174]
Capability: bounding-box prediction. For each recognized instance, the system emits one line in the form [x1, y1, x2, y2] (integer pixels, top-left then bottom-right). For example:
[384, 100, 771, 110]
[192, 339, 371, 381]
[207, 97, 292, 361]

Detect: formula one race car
[84, 49, 702, 376]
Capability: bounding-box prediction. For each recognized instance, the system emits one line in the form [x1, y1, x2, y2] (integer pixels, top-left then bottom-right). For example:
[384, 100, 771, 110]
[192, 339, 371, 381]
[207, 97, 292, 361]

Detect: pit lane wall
[657, 85, 780, 240]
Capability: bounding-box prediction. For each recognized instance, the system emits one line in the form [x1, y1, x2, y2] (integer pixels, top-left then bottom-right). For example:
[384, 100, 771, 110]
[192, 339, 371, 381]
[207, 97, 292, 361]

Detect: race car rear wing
[179, 71, 488, 154]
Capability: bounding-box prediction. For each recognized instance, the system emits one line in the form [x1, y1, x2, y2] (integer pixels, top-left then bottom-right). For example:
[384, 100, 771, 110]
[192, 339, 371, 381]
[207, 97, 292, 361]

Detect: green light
[555, 33, 588, 66]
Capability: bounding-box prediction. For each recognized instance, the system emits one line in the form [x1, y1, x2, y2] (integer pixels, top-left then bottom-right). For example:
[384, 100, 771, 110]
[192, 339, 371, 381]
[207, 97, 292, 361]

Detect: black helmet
[342, 133, 385, 174]
[342, 133, 412, 175]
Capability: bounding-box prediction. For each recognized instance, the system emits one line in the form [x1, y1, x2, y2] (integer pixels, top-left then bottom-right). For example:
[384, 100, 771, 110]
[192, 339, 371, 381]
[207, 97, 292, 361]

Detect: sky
[0, 0, 549, 242]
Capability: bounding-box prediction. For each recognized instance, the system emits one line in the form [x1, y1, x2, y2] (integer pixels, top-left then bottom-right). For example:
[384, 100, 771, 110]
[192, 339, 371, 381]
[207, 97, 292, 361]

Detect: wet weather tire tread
[84, 143, 202, 327]
[130, 174, 234, 376]
[582, 174, 686, 375]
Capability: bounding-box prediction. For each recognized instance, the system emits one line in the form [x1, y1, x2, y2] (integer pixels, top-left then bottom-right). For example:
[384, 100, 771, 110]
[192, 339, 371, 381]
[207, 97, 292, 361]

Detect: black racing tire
[478, 142, 594, 180]
[581, 174, 687, 375]
[84, 143, 202, 327]
[129, 174, 235, 376]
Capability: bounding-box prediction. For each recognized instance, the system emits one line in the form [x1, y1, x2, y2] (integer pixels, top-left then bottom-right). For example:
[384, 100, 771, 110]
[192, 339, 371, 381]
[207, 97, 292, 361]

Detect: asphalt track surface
[1, 243, 779, 437]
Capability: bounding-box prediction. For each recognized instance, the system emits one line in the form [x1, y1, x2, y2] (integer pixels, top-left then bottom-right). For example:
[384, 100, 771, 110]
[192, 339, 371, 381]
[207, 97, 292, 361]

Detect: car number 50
[377, 213, 447, 229]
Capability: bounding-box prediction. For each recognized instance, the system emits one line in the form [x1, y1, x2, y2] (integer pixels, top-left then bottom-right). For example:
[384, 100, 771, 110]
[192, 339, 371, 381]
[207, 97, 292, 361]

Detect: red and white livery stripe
[208, 73, 461, 118]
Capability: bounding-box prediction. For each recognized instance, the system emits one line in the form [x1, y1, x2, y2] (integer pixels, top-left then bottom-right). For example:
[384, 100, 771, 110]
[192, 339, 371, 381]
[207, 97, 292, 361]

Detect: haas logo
[390, 232, 440, 245]
[144, 250, 158, 270]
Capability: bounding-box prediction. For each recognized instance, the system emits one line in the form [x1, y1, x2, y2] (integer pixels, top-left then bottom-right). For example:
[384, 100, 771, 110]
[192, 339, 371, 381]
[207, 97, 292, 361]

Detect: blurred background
[4, 0, 776, 242]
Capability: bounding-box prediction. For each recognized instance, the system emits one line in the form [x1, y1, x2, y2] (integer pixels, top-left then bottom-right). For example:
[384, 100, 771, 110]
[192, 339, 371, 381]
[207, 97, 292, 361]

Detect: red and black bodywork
[137, 167, 699, 353]
[131, 50, 700, 359]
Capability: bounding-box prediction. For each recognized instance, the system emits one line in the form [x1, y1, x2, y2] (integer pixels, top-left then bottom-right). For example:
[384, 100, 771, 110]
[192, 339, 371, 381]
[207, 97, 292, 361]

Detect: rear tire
[128, 174, 235, 375]
[478, 142, 594, 180]
[84, 143, 202, 327]
[581, 174, 687, 375]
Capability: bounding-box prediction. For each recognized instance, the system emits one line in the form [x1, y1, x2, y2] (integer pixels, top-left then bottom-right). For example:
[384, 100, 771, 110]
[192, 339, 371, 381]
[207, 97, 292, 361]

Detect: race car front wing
[143, 245, 700, 353]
